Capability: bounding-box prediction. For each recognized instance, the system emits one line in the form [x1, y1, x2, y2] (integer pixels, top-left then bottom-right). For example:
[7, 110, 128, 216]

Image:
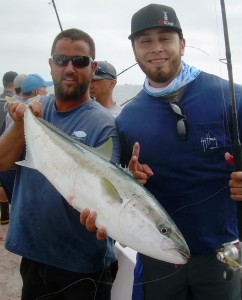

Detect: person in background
[4, 73, 50, 130]
[21, 73, 53, 98]
[0, 71, 18, 225]
[4, 74, 28, 130]
[90, 61, 122, 117]
[13, 74, 27, 101]
[0, 71, 18, 99]
[82, 3, 242, 300]
[0, 28, 120, 300]
[0, 71, 18, 133]
[0, 75, 28, 214]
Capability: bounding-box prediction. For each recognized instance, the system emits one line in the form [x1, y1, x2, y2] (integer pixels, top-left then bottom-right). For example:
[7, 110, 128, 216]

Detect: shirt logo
[71, 130, 87, 140]
[201, 132, 219, 152]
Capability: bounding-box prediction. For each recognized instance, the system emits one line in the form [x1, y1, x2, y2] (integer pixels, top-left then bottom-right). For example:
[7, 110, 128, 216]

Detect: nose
[151, 40, 164, 52]
[64, 60, 76, 72]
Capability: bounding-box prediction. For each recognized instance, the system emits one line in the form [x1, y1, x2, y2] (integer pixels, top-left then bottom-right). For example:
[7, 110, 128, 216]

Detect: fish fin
[91, 138, 113, 161]
[5, 95, 40, 104]
[100, 177, 123, 203]
[123, 164, 132, 176]
[27, 95, 40, 104]
[15, 159, 36, 169]
[5, 96, 18, 103]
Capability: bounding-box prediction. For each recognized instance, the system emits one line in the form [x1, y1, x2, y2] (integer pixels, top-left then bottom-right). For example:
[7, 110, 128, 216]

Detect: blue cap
[22, 73, 53, 93]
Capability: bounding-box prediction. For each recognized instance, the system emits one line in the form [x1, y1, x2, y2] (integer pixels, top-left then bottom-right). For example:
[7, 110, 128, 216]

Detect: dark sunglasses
[95, 66, 116, 79]
[170, 101, 188, 140]
[52, 54, 92, 68]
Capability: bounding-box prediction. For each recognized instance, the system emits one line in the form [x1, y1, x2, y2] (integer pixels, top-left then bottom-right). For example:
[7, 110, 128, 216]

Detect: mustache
[61, 72, 79, 81]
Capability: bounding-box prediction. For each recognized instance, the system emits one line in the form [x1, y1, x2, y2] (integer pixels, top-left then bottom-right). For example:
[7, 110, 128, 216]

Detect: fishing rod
[117, 62, 138, 77]
[120, 98, 133, 107]
[216, 0, 242, 272]
[49, 0, 63, 32]
[186, 45, 209, 56]
[221, 0, 242, 172]
[117, 63, 139, 107]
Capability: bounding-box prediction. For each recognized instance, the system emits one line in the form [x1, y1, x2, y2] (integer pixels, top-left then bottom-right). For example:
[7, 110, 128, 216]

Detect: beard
[137, 54, 182, 84]
[54, 76, 90, 101]
[148, 67, 179, 84]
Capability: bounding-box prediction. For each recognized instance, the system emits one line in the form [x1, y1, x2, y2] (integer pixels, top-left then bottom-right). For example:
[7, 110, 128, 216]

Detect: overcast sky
[0, 0, 241, 86]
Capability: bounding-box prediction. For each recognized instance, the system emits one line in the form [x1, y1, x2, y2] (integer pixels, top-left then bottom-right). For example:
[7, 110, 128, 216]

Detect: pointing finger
[132, 142, 140, 159]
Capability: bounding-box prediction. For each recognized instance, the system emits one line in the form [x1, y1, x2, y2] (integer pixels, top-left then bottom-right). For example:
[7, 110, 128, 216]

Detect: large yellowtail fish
[17, 106, 190, 264]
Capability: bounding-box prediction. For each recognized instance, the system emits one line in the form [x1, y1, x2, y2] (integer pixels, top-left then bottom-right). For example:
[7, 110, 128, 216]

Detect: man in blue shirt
[0, 28, 120, 300]
[82, 4, 242, 300]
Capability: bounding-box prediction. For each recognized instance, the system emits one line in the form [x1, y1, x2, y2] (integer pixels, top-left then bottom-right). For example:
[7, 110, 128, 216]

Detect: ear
[49, 58, 53, 77]
[180, 38, 186, 56]
[92, 61, 97, 77]
[110, 80, 117, 89]
[49, 57, 53, 68]
[132, 43, 138, 62]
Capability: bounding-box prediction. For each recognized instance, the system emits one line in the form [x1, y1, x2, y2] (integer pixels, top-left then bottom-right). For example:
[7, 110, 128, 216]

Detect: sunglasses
[95, 66, 116, 79]
[52, 54, 92, 68]
[170, 101, 188, 140]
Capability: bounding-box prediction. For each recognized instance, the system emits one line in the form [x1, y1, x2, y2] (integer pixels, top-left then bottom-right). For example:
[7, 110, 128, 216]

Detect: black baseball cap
[2, 71, 18, 84]
[129, 4, 183, 40]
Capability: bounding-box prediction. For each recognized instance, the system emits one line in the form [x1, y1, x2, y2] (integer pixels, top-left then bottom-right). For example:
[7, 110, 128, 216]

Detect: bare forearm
[0, 121, 25, 171]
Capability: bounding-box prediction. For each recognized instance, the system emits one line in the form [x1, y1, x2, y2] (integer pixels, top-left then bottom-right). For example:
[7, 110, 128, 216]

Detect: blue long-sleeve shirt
[116, 71, 242, 254]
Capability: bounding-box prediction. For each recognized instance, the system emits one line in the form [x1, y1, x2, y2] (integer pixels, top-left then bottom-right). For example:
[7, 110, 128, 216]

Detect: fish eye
[161, 228, 168, 235]
[157, 222, 171, 236]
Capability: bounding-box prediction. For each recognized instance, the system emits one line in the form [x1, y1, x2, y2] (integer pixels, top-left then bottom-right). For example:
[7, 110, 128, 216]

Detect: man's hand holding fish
[80, 208, 107, 240]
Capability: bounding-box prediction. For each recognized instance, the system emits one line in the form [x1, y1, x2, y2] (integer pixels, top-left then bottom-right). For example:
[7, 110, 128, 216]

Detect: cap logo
[157, 11, 174, 27]
[163, 11, 168, 21]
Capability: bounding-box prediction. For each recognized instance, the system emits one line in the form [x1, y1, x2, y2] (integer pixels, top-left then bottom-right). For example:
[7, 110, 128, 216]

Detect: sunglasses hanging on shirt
[169, 101, 188, 140]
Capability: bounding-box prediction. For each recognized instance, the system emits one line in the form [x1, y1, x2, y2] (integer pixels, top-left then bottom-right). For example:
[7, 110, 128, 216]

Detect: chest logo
[201, 132, 219, 152]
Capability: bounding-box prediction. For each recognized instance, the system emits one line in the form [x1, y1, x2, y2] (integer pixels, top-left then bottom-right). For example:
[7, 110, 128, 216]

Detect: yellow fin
[5, 96, 18, 103]
[27, 95, 41, 103]
[92, 138, 113, 161]
[100, 177, 123, 203]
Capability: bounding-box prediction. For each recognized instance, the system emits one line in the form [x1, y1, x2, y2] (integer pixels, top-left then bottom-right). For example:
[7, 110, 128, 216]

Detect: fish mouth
[177, 247, 190, 261]
[180, 251, 190, 261]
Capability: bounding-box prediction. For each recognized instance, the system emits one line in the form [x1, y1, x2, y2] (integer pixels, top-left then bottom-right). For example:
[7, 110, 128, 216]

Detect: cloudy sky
[0, 0, 241, 86]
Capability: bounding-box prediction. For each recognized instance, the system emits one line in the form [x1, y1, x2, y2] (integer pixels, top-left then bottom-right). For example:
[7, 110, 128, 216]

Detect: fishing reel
[216, 239, 241, 280]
